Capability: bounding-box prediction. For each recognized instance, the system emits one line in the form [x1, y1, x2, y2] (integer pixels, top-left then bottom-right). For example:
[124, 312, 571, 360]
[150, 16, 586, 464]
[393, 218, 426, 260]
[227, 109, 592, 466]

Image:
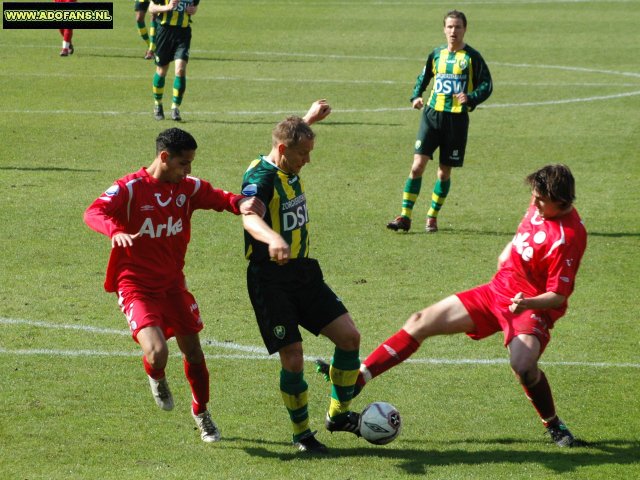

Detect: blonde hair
[272, 116, 315, 147]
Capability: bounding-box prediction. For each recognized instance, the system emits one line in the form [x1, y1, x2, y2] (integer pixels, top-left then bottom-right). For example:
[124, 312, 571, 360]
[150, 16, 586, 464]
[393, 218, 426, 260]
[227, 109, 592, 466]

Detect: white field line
[1, 72, 639, 88]
[3, 44, 640, 78]
[4, 87, 640, 117]
[1, 317, 639, 368]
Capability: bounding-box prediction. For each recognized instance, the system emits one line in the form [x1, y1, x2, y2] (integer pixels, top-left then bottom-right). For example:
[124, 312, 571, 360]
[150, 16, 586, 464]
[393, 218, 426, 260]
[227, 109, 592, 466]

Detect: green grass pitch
[1, 0, 639, 478]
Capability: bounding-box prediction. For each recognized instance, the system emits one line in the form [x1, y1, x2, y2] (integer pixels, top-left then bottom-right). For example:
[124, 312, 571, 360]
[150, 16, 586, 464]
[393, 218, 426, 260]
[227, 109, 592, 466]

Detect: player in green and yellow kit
[134, 0, 157, 60]
[387, 10, 493, 233]
[149, 0, 199, 121]
[241, 101, 362, 454]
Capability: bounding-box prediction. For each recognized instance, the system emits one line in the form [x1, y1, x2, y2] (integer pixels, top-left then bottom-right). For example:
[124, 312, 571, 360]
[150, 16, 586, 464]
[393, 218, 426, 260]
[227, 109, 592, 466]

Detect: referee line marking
[1, 317, 638, 369]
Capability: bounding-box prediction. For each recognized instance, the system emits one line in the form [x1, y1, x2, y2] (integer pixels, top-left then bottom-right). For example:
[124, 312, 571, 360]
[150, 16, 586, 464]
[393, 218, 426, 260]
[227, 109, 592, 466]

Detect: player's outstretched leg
[323, 348, 362, 437]
[315, 358, 365, 399]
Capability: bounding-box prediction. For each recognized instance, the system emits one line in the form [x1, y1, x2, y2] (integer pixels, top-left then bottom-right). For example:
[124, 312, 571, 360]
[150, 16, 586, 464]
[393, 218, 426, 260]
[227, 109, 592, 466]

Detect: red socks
[362, 328, 420, 380]
[142, 355, 165, 380]
[522, 370, 557, 425]
[184, 358, 210, 416]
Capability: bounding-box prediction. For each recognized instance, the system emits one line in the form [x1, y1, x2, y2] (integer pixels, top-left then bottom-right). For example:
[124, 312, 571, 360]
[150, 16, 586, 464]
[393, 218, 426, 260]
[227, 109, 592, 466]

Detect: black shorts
[414, 107, 469, 167]
[247, 258, 348, 354]
[154, 24, 191, 66]
[134, 0, 149, 12]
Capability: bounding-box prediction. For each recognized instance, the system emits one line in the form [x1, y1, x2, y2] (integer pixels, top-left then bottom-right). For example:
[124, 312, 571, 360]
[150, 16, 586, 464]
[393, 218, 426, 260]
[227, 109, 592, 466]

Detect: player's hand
[168, 0, 179, 11]
[412, 97, 424, 110]
[186, 4, 197, 14]
[111, 232, 140, 248]
[456, 93, 468, 104]
[239, 196, 266, 217]
[509, 292, 526, 314]
[303, 99, 331, 125]
[269, 238, 291, 265]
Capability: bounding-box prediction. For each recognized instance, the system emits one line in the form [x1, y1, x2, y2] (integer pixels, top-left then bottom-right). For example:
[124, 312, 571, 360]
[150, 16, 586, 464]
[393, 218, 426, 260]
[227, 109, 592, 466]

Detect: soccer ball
[359, 401, 402, 445]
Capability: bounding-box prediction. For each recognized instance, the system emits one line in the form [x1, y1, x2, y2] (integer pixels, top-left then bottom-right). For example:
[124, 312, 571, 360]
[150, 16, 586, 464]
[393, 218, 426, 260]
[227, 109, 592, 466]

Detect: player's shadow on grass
[240, 438, 640, 475]
[0, 166, 99, 172]
[395, 228, 514, 237]
[587, 231, 640, 238]
[402, 228, 640, 239]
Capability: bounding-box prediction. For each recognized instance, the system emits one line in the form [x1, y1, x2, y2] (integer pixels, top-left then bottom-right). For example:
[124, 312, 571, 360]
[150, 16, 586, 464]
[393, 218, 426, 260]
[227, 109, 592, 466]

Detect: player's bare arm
[242, 214, 291, 265]
[509, 291, 567, 314]
[237, 196, 266, 217]
[497, 241, 512, 269]
[303, 99, 331, 125]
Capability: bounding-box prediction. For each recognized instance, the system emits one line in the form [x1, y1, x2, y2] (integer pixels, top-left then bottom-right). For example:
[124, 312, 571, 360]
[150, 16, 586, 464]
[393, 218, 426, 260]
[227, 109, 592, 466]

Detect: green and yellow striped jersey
[151, 0, 199, 28]
[241, 156, 310, 262]
[411, 44, 492, 113]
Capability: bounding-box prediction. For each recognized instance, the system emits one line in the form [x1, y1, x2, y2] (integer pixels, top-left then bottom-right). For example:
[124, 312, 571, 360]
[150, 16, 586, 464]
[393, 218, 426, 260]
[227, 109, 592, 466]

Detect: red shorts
[456, 282, 553, 354]
[117, 287, 203, 342]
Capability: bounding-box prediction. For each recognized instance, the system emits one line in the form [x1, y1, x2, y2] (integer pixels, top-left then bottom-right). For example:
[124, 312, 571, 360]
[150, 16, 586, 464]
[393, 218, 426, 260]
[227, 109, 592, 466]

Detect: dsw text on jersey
[281, 195, 308, 232]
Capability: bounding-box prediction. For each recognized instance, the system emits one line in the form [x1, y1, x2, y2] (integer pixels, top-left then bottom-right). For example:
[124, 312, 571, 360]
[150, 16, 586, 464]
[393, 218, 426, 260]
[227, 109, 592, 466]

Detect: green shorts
[154, 24, 191, 66]
[247, 258, 349, 354]
[414, 107, 469, 167]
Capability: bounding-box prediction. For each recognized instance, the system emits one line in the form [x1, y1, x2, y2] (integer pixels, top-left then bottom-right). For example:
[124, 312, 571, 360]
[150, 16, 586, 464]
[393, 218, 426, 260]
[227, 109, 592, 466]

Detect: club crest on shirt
[176, 194, 187, 207]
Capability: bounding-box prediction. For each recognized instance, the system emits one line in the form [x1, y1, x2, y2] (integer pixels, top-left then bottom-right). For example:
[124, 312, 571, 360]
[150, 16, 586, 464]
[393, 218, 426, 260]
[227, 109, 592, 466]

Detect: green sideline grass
[1, 1, 639, 479]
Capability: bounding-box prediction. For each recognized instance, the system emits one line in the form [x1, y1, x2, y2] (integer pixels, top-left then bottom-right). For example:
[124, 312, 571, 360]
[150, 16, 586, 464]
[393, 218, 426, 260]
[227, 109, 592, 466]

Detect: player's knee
[183, 346, 204, 364]
[410, 162, 426, 177]
[403, 311, 430, 341]
[336, 328, 360, 351]
[279, 345, 304, 372]
[510, 360, 538, 386]
[146, 345, 169, 369]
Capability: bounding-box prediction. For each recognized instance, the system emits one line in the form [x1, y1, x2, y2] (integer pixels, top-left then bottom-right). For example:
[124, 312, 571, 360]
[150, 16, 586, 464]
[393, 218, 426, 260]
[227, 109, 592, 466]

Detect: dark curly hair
[155, 128, 198, 155]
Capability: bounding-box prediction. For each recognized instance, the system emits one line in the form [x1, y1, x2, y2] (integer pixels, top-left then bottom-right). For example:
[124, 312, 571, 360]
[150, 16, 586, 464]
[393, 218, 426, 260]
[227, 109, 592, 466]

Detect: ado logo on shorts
[273, 325, 286, 339]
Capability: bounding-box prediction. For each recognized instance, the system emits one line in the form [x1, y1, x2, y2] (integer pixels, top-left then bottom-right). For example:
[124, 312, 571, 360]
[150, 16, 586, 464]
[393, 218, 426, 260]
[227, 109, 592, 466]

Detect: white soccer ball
[359, 401, 402, 445]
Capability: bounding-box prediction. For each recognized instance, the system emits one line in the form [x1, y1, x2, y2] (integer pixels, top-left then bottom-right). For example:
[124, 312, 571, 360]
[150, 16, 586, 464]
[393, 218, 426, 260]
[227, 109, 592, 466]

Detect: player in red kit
[84, 128, 264, 442]
[55, 0, 76, 56]
[317, 164, 587, 447]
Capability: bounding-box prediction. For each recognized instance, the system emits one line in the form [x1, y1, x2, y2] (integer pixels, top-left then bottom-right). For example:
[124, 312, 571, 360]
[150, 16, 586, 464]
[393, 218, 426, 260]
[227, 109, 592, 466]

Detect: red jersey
[84, 168, 243, 293]
[491, 203, 587, 322]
